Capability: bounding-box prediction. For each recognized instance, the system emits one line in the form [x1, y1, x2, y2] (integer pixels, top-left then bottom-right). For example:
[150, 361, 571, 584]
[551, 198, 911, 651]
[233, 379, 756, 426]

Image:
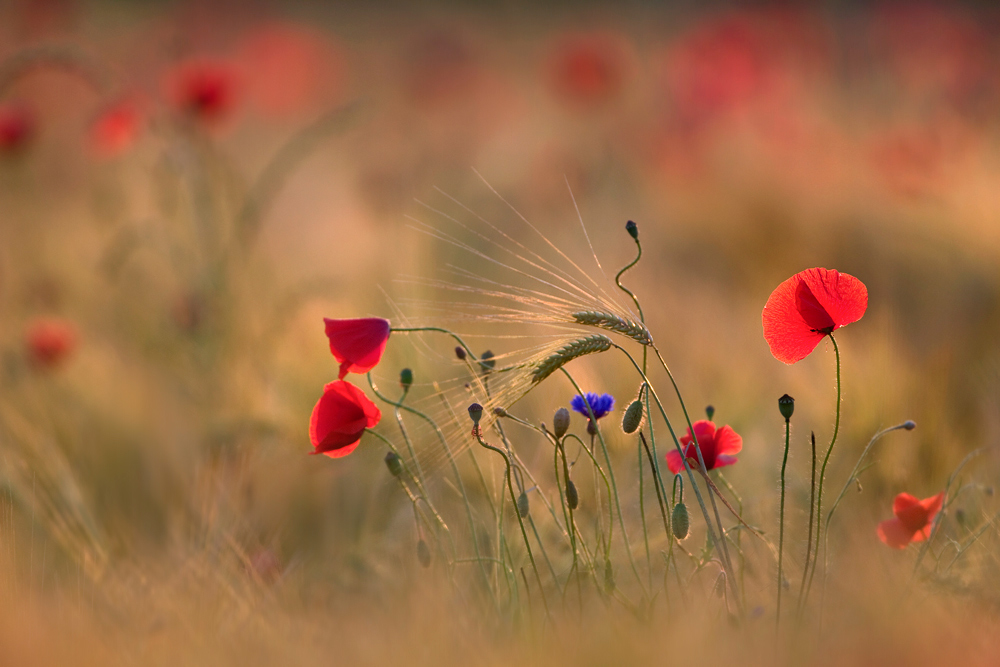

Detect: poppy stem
[802, 334, 841, 609]
[612, 343, 742, 613]
[777, 416, 791, 630]
[560, 368, 650, 601]
[474, 430, 552, 623]
[613, 230, 648, 375]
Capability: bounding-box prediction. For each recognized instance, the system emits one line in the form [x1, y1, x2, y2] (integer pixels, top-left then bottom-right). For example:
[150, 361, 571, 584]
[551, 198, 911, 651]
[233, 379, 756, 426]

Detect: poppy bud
[516, 490, 529, 518]
[622, 398, 643, 434]
[778, 394, 794, 421]
[713, 572, 726, 598]
[479, 350, 496, 372]
[417, 539, 431, 568]
[455, 346, 467, 360]
[493, 406, 508, 417]
[604, 559, 614, 593]
[400, 368, 413, 389]
[553, 408, 570, 439]
[566, 479, 579, 510]
[672, 502, 690, 540]
[625, 220, 638, 240]
[705, 405, 715, 421]
[468, 403, 484, 425]
[903, 420, 916, 431]
[384, 451, 403, 477]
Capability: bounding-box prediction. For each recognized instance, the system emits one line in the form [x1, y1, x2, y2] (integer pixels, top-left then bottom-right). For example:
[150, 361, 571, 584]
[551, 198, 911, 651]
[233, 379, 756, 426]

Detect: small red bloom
[89, 97, 144, 158]
[323, 317, 391, 380]
[666, 420, 742, 474]
[25, 317, 77, 368]
[546, 31, 634, 109]
[762, 268, 868, 364]
[0, 103, 35, 154]
[877, 491, 945, 549]
[164, 59, 240, 124]
[309, 380, 381, 458]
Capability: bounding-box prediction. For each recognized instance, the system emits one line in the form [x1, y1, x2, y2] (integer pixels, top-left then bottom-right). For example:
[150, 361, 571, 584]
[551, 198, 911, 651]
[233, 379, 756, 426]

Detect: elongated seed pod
[516, 490, 529, 518]
[672, 501, 690, 540]
[417, 540, 431, 568]
[566, 480, 579, 510]
[622, 399, 644, 434]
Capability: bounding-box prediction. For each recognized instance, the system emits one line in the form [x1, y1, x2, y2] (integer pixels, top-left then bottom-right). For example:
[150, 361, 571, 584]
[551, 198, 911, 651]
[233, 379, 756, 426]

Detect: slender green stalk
[777, 416, 791, 629]
[640, 433, 672, 543]
[798, 432, 818, 612]
[367, 374, 499, 614]
[801, 334, 841, 607]
[560, 368, 648, 599]
[475, 429, 551, 621]
[612, 344, 741, 610]
[614, 226, 648, 374]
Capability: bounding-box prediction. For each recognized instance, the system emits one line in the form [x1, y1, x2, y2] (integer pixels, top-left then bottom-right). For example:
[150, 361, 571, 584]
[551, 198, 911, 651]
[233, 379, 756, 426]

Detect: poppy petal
[309, 380, 381, 456]
[713, 424, 743, 456]
[714, 454, 739, 468]
[665, 449, 685, 474]
[323, 317, 391, 379]
[799, 268, 868, 333]
[877, 517, 915, 549]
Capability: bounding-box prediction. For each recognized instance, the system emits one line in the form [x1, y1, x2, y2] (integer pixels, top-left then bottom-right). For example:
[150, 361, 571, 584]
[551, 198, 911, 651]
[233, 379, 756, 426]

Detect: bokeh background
[1, 1, 999, 664]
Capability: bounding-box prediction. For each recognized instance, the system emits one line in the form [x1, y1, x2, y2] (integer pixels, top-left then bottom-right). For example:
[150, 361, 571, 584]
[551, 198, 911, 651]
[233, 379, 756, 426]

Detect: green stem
[475, 429, 551, 621]
[777, 417, 790, 629]
[797, 432, 818, 613]
[801, 334, 841, 608]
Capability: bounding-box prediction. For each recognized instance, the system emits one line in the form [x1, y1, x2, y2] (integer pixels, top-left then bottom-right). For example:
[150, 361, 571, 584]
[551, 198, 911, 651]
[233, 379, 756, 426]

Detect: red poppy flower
[666, 419, 742, 474]
[309, 380, 381, 458]
[25, 317, 77, 368]
[762, 268, 868, 364]
[89, 97, 144, 158]
[877, 491, 945, 549]
[546, 31, 635, 110]
[164, 59, 240, 125]
[0, 103, 35, 154]
[323, 317, 391, 380]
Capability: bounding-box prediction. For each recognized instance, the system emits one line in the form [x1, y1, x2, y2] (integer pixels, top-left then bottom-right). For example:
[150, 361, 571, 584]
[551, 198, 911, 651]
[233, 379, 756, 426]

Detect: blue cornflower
[570, 393, 615, 420]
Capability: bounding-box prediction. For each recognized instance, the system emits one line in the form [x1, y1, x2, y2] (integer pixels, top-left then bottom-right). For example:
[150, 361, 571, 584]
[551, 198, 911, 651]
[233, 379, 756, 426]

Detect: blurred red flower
[309, 380, 381, 458]
[546, 31, 635, 110]
[89, 97, 144, 158]
[0, 103, 36, 154]
[762, 268, 868, 364]
[163, 59, 240, 125]
[25, 317, 77, 368]
[324, 317, 391, 380]
[666, 419, 742, 474]
[237, 22, 348, 117]
[877, 491, 945, 549]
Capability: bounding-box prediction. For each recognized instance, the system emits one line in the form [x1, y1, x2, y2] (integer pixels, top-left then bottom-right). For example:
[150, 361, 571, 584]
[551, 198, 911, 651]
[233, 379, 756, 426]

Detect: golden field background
[1, 1, 999, 664]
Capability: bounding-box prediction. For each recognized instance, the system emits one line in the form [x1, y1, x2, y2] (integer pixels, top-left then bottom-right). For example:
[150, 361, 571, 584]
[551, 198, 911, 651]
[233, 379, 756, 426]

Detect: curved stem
[801, 334, 841, 607]
[614, 234, 648, 374]
[777, 417, 790, 629]
[475, 430, 551, 621]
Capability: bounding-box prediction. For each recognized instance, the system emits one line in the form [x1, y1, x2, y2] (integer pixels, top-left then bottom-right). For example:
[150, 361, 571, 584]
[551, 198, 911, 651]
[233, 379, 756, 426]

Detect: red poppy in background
[762, 268, 868, 364]
[546, 31, 635, 109]
[237, 22, 348, 117]
[309, 380, 381, 458]
[164, 59, 240, 125]
[877, 491, 945, 549]
[324, 317, 391, 380]
[666, 420, 742, 474]
[25, 317, 77, 368]
[89, 97, 144, 158]
[0, 103, 36, 154]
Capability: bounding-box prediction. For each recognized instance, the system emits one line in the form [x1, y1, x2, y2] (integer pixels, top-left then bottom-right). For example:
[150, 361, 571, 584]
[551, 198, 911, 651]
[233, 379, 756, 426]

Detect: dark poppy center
[794, 281, 836, 333]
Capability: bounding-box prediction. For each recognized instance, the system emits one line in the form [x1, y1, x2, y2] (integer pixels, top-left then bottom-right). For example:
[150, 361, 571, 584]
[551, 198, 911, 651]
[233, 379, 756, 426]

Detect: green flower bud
[399, 368, 413, 389]
[778, 394, 794, 421]
[516, 490, 529, 518]
[625, 220, 638, 240]
[672, 501, 690, 540]
[384, 451, 403, 477]
[553, 408, 570, 439]
[705, 405, 715, 421]
[622, 399, 644, 434]
[566, 479, 579, 510]
[417, 539, 431, 568]
[468, 403, 484, 425]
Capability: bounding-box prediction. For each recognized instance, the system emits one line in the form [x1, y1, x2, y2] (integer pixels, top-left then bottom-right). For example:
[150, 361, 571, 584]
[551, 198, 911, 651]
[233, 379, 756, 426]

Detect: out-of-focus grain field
[1, 2, 999, 664]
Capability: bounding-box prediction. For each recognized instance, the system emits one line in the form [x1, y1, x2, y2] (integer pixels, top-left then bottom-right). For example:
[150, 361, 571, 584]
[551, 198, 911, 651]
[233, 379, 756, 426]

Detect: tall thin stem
[777, 416, 791, 629]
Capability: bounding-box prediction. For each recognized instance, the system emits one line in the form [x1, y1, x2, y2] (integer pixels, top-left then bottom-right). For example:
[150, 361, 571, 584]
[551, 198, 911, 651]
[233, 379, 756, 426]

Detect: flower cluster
[309, 318, 388, 458]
